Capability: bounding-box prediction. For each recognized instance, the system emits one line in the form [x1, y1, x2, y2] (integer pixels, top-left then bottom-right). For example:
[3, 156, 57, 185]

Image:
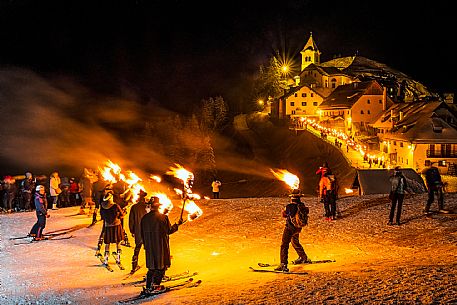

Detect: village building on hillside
[373, 101, 457, 174]
[318, 80, 393, 136]
[283, 84, 325, 118]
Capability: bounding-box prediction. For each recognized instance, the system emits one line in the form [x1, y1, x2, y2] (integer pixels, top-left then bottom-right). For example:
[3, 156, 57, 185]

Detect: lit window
[311, 93, 314, 97]
[379, 99, 382, 104]
[302, 102, 307, 106]
[290, 102, 295, 106]
[302, 93, 305, 97]
[400, 142, 403, 147]
[313, 102, 318, 106]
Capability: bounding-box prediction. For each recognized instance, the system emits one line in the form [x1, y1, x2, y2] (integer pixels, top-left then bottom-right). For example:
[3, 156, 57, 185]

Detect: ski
[9, 228, 76, 240]
[124, 271, 197, 286]
[258, 259, 335, 268]
[119, 278, 202, 304]
[122, 265, 143, 280]
[87, 220, 101, 228]
[14, 235, 74, 245]
[112, 252, 125, 270]
[97, 254, 114, 272]
[163, 271, 197, 282]
[249, 266, 308, 275]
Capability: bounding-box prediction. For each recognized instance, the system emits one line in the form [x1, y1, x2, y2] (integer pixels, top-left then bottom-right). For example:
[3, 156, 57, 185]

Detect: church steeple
[300, 32, 321, 71]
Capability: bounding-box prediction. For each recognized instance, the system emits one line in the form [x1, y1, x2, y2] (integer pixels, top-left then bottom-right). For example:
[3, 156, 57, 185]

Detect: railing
[426, 150, 457, 158]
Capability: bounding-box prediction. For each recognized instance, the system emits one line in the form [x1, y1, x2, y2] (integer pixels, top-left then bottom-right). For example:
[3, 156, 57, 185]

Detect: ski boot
[103, 251, 109, 265]
[114, 250, 121, 265]
[274, 263, 289, 272]
[292, 257, 311, 265]
[123, 234, 131, 247]
[91, 208, 98, 225]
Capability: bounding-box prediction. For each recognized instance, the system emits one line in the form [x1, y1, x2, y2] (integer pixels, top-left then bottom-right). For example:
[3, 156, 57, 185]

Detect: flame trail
[270, 168, 300, 190]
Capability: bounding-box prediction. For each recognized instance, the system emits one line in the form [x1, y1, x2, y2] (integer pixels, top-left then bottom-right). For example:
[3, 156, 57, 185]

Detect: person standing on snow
[91, 173, 106, 225]
[29, 185, 50, 240]
[422, 163, 445, 213]
[128, 189, 149, 274]
[388, 166, 407, 225]
[274, 195, 310, 272]
[21, 172, 35, 211]
[99, 186, 125, 266]
[211, 179, 222, 199]
[49, 171, 61, 210]
[319, 172, 337, 221]
[141, 196, 183, 293]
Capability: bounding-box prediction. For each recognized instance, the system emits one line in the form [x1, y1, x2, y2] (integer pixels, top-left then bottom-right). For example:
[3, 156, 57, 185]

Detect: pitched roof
[283, 84, 325, 99]
[376, 101, 457, 143]
[318, 80, 377, 109]
[301, 63, 347, 77]
[300, 33, 320, 53]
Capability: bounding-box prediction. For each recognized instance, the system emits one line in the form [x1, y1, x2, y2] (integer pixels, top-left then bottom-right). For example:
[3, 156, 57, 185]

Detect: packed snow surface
[1, 193, 456, 304]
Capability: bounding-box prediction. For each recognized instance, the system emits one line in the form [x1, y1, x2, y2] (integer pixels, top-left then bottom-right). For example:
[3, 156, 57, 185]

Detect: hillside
[1, 192, 456, 304]
[202, 113, 355, 198]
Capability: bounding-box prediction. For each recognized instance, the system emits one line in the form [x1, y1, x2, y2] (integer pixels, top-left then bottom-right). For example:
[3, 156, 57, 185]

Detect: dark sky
[0, 0, 455, 112]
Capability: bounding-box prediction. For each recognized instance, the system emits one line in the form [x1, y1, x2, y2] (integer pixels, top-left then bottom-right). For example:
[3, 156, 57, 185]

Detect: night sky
[0, 0, 455, 112]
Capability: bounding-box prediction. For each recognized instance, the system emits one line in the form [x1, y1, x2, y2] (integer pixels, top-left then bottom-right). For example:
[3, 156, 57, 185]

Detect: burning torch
[166, 164, 195, 223]
[270, 168, 301, 197]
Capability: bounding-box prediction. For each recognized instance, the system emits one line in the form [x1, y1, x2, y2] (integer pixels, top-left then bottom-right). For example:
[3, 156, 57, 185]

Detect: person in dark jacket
[21, 172, 35, 211]
[128, 189, 149, 274]
[113, 179, 132, 247]
[100, 187, 125, 266]
[422, 164, 445, 213]
[141, 196, 182, 293]
[91, 174, 107, 225]
[388, 166, 408, 226]
[29, 185, 50, 240]
[2, 176, 17, 213]
[275, 195, 310, 272]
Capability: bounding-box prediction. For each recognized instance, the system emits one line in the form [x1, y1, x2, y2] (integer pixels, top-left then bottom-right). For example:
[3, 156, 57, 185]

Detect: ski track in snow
[0, 193, 457, 304]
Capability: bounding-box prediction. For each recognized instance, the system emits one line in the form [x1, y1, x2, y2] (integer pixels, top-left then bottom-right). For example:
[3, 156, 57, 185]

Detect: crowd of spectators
[0, 171, 84, 214]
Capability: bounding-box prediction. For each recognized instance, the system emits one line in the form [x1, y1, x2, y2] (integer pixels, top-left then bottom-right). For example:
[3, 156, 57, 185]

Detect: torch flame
[184, 200, 203, 221]
[270, 169, 300, 190]
[151, 192, 174, 215]
[167, 164, 194, 183]
[345, 188, 354, 194]
[150, 175, 162, 183]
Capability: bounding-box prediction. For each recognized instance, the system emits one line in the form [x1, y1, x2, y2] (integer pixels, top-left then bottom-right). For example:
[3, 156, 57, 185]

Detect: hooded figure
[140, 196, 182, 292]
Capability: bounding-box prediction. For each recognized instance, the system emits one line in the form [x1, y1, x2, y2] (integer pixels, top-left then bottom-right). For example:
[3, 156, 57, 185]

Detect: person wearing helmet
[29, 185, 50, 241]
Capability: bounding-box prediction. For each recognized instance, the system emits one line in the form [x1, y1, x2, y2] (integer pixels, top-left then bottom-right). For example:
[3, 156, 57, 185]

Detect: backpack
[291, 202, 309, 228]
[327, 174, 338, 200]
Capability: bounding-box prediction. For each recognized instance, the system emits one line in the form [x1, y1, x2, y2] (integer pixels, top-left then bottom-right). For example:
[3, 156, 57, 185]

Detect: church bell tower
[300, 32, 321, 71]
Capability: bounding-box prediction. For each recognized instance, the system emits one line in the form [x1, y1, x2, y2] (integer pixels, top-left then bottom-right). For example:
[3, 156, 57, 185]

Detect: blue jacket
[34, 193, 48, 216]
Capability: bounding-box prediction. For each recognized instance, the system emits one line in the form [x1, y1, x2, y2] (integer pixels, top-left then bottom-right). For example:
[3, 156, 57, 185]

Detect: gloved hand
[46, 214, 50, 218]
[177, 218, 184, 225]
